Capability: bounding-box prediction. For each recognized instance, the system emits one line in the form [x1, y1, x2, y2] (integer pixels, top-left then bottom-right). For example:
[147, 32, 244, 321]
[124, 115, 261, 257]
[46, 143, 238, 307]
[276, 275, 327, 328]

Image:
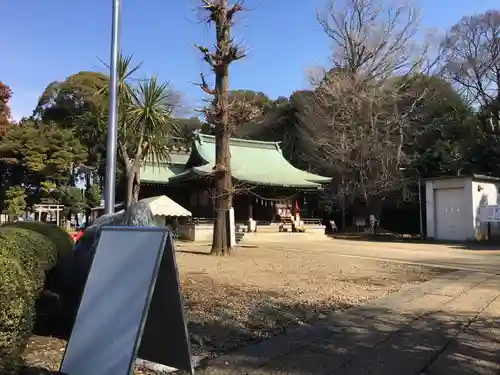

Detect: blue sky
[2, 0, 498, 120]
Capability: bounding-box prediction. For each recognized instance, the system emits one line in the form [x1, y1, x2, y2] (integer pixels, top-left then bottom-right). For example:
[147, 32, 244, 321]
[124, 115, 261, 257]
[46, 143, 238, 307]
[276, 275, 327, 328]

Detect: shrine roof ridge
[193, 130, 282, 151]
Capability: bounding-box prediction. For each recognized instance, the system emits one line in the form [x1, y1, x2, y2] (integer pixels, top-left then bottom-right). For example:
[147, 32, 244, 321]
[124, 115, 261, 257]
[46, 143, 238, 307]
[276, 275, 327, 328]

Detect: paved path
[241, 238, 500, 274]
[197, 270, 500, 375]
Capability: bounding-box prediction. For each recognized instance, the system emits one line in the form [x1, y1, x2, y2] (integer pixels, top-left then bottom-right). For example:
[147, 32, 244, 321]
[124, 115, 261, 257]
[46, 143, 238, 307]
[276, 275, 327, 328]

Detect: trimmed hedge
[3, 221, 73, 258]
[0, 253, 34, 374]
[0, 222, 73, 375]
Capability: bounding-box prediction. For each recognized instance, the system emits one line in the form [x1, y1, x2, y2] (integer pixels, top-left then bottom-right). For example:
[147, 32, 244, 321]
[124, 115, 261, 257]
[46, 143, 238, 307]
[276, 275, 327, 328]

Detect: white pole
[104, 0, 121, 214]
[418, 174, 423, 239]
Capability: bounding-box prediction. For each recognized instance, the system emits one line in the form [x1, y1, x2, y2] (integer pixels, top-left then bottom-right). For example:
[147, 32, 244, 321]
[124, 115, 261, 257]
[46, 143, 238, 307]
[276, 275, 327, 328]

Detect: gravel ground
[21, 246, 447, 374]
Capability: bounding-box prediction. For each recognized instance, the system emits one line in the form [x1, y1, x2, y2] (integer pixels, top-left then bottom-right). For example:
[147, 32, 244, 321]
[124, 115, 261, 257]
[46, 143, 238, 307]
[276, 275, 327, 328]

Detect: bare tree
[227, 90, 268, 133]
[301, 75, 411, 211]
[317, 0, 423, 80]
[195, 0, 245, 255]
[299, 0, 429, 218]
[441, 10, 500, 120]
[201, 90, 268, 135]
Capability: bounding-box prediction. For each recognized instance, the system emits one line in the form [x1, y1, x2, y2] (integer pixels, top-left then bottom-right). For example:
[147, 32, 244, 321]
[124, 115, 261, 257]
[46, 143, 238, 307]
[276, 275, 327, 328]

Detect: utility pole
[104, 0, 121, 214]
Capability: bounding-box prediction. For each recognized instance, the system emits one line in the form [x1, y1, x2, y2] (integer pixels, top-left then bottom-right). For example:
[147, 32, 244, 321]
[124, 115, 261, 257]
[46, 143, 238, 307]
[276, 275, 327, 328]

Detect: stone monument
[47, 200, 156, 335]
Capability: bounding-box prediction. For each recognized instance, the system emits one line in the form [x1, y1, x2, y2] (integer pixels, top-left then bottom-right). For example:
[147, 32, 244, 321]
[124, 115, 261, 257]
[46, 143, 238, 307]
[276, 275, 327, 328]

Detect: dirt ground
[21, 246, 446, 374]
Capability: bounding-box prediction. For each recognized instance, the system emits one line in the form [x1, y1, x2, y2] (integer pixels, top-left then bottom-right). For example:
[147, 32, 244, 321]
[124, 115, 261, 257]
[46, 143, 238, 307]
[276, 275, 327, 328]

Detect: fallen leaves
[22, 246, 445, 374]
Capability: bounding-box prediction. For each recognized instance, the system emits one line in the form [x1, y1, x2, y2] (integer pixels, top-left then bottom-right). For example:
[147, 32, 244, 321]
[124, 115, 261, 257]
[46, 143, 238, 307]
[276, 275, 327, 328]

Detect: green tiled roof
[140, 151, 190, 184]
[169, 132, 331, 188]
[141, 164, 186, 184]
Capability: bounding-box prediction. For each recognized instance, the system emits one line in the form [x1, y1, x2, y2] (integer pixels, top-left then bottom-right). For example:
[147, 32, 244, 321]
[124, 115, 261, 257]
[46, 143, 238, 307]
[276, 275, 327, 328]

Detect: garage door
[435, 188, 465, 241]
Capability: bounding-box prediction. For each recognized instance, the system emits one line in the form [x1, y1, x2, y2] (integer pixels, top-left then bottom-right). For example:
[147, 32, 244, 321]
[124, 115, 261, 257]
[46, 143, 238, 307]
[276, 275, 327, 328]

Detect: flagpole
[104, 0, 121, 214]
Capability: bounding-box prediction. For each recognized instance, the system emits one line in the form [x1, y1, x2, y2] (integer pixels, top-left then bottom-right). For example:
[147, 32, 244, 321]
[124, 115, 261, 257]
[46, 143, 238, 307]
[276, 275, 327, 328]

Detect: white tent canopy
[143, 195, 192, 217]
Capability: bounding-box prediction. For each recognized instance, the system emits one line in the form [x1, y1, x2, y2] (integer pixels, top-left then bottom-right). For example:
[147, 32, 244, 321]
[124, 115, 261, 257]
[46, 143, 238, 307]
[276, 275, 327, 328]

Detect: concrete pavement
[241, 237, 500, 274]
[196, 270, 500, 375]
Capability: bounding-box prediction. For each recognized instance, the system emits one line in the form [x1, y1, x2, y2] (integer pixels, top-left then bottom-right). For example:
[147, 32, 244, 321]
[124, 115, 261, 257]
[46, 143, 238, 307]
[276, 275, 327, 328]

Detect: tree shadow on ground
[190, 304, 500, 375]
[176, 249, 213, 255]
[416, 257, 500, 274]
[20, 368, 59, 375]
[181, 274, 500, 375]
[24, 275, 500, 375]
[450, 243, 500, 251]
[331, 232, 500, 252]
[24, 278, 354, 374]
[184, 287, 354, 358]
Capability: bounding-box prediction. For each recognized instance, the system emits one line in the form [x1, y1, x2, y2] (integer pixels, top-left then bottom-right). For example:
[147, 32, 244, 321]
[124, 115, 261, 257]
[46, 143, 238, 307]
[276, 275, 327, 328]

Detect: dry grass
[21, 245, 446, 374]
[176, 246, 445, 354]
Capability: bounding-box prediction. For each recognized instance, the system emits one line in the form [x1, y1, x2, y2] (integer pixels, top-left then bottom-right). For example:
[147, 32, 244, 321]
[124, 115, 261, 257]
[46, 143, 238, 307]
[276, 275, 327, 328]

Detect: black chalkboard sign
[60, 226, 193, 375]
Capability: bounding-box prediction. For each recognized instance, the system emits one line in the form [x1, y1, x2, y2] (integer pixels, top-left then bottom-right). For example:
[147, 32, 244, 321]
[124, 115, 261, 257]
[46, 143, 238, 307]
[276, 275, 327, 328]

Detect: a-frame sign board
[59, 226, 193, 375]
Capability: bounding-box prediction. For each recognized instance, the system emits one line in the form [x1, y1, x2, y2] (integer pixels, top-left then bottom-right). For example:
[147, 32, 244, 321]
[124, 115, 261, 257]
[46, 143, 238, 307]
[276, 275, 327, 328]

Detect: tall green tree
[35, 71, 108, 124]
[56, 186, 87, 225]
[399, 75, 473, 177]
[86, 183, 102, 209]
[0, 121, 85, 203]
[35, 71, 109, 223]
[98, 55, 178, 206]
[0, 81, 15, 211]
[0, 81, 13, 133]
[4, 186, 27, 219]
[35, 71, 108, 181]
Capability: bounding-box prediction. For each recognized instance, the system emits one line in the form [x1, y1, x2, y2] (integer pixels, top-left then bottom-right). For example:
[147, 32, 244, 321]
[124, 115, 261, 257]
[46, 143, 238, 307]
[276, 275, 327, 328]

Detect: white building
[425, 175, 500, 241]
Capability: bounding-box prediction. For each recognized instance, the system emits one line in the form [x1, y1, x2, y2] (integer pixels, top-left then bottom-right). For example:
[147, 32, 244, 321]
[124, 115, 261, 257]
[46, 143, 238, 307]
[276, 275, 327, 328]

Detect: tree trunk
[196, 0, 245, 255]
[126, 167, 134, 208]
[125, 161, 141, 208]
[211, 132, 231, 255]
[210, 0, 233, 256]
[132, 163, 141, 203]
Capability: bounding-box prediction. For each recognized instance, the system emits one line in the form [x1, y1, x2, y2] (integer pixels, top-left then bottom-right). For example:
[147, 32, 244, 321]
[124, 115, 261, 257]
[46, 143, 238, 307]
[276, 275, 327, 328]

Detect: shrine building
[139, 131, 331, 241]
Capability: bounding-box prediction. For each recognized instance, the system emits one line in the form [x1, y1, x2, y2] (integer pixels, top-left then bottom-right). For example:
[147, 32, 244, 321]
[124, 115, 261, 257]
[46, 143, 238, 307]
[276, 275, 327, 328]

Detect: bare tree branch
[297, 71, 427, 212]
[194, 44, 218, 68]
[317, 0, 425, 81]
[195, 73, 216, 95]
[440, 10, 500, 108]
[300, 0, 442, 214]
[227, 0, 244, 23]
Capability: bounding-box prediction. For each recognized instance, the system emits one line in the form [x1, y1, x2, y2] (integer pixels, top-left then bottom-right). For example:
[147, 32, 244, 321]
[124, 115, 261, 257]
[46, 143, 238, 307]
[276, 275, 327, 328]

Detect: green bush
[0, 253, 35, 374]
[0, 227, 58, 291]
[3, 221, 73, 258]
[0, 222, 73, 374]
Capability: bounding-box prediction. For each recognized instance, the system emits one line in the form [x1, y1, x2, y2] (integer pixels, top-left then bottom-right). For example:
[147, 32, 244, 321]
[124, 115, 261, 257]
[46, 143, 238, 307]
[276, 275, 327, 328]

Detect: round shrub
[0, 247, 36, 375]
[0, 223, 72, 374]
[3, 221, 73, 258]
[0, 227, 58, 291]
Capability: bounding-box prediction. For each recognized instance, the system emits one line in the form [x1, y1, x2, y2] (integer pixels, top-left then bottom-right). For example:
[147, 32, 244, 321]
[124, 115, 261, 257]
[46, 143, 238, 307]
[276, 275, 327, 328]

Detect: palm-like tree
[99, 54, 179, 206]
